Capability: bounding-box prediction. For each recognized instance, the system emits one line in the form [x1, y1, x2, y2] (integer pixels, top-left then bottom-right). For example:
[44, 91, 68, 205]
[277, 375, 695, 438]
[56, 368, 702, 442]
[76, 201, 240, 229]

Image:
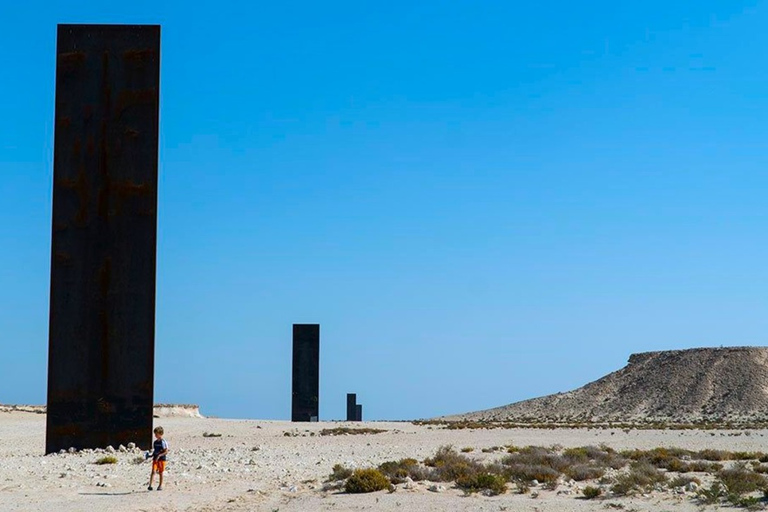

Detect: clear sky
[1, 1, 767, 420]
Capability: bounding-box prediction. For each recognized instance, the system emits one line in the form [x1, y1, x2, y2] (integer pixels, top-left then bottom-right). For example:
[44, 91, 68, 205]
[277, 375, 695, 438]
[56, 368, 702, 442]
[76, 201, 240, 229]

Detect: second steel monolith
[292, 324, 319, 422]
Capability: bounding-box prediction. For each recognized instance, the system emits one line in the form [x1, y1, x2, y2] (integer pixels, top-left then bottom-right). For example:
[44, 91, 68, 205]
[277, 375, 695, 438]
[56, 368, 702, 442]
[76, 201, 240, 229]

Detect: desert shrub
[732, 451, 767, 461]
[461, 447, 474, 453]
[686, 460, 723, 473]
[132, 456, 145, 465]
[345, 469, 390, 493]
[564, 445, 626, 469]
[95, 456, 117, 465]
[424, 445, 484, 482]
[583, 486, 602, 499]
[456, 473, 507, 495]
[729, 495, 762, 510]
[328, 464, 354, 481]
[610, 462, 667, 495]
[202, 432, 222, 438]
[670, 475, 700, 487]
[504, 463, 559, 484]
[565, 464, 605, 481]
[695, 449, 731, 461]
[320, 427, 387, 436]
[717, 463, 768, 495]
[378, 458, 421, 484]
[696, 481, 726, 504]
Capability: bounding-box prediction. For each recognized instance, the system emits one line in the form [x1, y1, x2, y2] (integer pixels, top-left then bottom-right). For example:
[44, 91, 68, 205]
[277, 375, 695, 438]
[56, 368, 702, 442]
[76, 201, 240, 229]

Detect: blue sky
[1, 1, 767, 420]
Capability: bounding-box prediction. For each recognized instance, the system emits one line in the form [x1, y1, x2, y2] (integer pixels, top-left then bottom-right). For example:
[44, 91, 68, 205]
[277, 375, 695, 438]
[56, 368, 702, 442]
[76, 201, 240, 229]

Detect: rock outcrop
[447, 347, 768, 424]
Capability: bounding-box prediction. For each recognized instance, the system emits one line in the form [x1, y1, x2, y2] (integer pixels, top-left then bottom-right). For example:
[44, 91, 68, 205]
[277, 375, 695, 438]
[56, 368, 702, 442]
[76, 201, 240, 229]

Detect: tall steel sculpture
[292, 324, 320, 422]
[46, 24, 160, 454]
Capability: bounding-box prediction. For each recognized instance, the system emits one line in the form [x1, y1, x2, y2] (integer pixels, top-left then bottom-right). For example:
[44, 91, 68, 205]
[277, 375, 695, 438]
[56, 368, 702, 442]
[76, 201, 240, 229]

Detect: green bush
[456, 473, 507, 495]
[95, 456, 118, 465]
[345, 469, 391, 493]
[582, 486, 602, 499]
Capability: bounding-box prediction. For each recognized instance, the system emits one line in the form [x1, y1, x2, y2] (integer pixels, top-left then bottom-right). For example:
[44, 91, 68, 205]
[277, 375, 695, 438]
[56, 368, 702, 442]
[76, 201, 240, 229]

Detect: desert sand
[2, 411, 768, 511]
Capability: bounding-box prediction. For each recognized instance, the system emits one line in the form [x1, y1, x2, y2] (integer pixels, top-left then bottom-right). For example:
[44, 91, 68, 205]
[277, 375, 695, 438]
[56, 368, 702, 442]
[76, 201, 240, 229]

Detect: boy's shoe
[157, 486, 163, 491]
[147, 486, 153, 491]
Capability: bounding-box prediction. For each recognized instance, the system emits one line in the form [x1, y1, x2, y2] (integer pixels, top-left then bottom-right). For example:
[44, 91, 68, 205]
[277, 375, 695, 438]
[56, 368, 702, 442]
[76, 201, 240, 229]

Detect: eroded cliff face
[447, 347, 768, 424]
[0, 404, 204, 418]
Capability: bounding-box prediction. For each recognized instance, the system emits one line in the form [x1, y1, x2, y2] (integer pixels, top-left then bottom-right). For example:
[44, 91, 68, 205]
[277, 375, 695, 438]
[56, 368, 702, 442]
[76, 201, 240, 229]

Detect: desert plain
[2, 411, 768, 511]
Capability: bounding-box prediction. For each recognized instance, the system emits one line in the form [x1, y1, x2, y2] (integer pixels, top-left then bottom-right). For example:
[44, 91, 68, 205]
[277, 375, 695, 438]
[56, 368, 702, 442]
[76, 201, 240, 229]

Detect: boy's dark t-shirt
[153, 438, 169, 461]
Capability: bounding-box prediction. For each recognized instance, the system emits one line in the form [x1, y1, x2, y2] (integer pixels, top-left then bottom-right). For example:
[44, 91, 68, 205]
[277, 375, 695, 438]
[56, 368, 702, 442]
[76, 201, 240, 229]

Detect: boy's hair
[154, 426, 164, 435]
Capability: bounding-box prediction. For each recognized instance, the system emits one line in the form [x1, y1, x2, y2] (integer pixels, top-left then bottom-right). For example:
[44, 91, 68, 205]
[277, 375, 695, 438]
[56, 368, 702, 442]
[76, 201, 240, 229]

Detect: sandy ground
[2, 412, 767, 511]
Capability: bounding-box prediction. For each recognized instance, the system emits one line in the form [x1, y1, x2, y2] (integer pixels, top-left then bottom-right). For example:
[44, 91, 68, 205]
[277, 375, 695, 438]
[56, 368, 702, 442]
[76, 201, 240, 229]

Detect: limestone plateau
[449, 347, 768, 424]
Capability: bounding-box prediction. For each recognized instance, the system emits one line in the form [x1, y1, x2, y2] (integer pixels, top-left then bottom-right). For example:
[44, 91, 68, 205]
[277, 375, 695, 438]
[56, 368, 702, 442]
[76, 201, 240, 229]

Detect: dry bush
[378, 458, 426, 483]
[328, 464, 353, 482]
[610, 462, 667, 496]
[670, 475, 701, 487]
[320, 427, 387, 436]
[345, 469, 390, 493]
[717, 463, 768, 495]
[565, 464, 606, 481]
[95, 456, 118, 465]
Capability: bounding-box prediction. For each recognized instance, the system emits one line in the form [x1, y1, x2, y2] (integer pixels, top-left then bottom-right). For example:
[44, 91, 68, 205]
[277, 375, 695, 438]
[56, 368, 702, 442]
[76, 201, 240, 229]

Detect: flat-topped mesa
[445, 346, 768, 425]
[0, 404, 203, 418]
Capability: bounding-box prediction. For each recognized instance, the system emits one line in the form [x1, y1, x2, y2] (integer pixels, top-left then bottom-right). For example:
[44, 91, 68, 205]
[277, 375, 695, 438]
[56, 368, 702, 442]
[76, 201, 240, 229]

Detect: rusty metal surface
[46, 24, 160, 454]
[292, 325, 320, 422]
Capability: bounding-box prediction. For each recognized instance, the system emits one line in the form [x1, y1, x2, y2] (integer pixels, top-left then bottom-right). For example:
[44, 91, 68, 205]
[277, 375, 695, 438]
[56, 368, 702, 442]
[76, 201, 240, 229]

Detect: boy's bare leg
[148, 470, 155, 489]
[158, 471, 164, 489]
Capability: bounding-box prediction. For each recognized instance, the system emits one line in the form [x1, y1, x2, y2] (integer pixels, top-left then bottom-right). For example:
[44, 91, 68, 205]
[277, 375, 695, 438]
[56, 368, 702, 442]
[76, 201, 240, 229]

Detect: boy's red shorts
[152, 460, 166, 473]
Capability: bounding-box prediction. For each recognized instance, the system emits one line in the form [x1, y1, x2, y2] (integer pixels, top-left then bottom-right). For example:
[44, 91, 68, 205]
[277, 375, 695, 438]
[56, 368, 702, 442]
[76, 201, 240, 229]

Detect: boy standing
[148, 426, 169, 491]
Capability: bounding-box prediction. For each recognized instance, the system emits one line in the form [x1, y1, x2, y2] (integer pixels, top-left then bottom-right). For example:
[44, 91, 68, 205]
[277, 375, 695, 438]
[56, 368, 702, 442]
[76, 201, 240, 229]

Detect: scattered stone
[428, 484, 446, 493]
[105, 446, 115, 453]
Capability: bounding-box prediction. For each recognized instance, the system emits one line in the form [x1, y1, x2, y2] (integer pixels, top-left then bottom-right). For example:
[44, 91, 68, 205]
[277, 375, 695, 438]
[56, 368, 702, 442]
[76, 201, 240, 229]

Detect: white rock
[686, 482, 699, 492]
[127, 442, 136, 450]
[118, 445, 127, 453]
[428, 484, 446, 493]
[403, 477, 415, 490]
[531, 479, 539, 486]
[105, 446, 115, 453]
[68, 447, 76, 454]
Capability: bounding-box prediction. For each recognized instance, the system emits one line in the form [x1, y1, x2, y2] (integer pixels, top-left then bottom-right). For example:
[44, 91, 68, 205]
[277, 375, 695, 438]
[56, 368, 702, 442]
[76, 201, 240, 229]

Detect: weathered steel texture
[291, 324, 320, 422]
[356, 404, 362, 422]
[46, 24, 160, 454]
[346, 393, 357, 422]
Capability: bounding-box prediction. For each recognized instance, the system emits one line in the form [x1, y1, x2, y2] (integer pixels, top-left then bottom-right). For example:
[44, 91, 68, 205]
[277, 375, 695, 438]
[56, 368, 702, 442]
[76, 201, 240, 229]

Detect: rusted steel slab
[46, 24, 160, 454]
